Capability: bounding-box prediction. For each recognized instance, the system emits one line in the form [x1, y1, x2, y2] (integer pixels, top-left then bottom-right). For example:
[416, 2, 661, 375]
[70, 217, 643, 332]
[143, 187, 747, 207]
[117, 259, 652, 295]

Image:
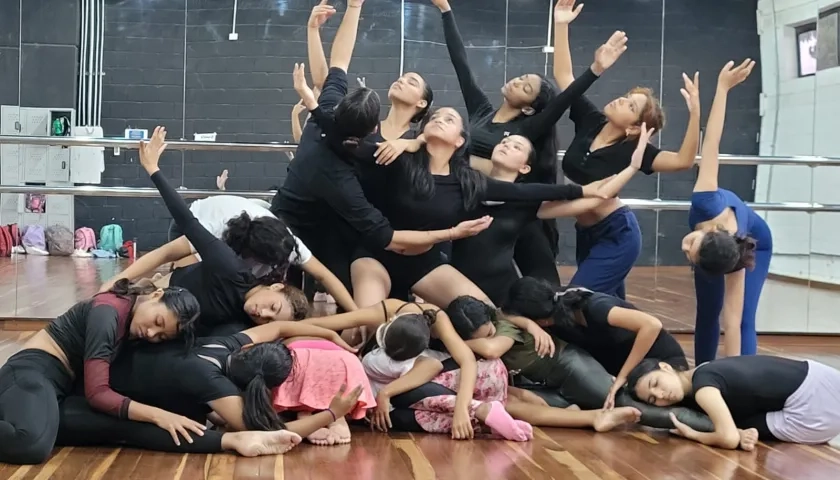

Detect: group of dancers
[1, 0, 839, 466]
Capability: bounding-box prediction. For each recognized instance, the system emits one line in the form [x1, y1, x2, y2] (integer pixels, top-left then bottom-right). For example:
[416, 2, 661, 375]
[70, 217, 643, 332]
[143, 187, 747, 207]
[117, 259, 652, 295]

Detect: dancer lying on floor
[101, 193, 358, 313]
[503, 277, 688, 410]
[446, 295, 712, 432]
[627, 355, 840, 450]
[0, 280, 203, 464]
[133, 127, 309, 336]
[58, 317, 370, 451]
[680, 59, 770, 364]
[450, 130, 649, 306]
[552, 0, 701, 299]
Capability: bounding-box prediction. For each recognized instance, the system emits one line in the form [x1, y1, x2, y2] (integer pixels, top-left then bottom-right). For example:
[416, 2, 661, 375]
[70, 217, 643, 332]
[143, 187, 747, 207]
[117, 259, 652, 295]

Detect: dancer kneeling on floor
[130, 127, 309, 336]
[627, 355, 840, 450]
[0, 280, 209, 464]
[104, 193, 357, 313]
[58, 315, 369, 451]
[446, 295, 712, 432]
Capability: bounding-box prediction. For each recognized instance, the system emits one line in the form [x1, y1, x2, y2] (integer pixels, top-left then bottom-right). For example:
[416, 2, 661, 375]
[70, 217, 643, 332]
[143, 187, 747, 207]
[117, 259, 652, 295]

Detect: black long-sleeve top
[150, 170, 256, 333]
[271, 68, 396, 251]
[442, 10, 599, 163]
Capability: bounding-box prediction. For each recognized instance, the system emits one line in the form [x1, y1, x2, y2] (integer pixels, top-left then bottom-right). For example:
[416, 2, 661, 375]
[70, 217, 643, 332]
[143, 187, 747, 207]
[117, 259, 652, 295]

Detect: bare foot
[307, 428, 334, 446]
[227, 430, 302, 457]
[739, 428, 758, 451]
[593, 407, 642, 433]
[326, 417, 352, 445]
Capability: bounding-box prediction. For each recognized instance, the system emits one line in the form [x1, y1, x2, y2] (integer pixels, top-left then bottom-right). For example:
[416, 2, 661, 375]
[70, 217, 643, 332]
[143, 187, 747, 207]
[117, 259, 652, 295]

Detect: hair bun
[421, 309, 438, 326]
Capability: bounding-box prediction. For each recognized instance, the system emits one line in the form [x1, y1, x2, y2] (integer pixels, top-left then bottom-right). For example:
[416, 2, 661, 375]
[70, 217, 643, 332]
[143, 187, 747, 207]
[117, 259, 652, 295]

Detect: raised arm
[694, 59, 755, 193]
[98, 237, 192, 293]
[435, 1, 494, 119]
[649, 73, 701, 172]
[139, 127, 244, 277]
[330, 0, 363, 72]
[307, 1, 333, 89]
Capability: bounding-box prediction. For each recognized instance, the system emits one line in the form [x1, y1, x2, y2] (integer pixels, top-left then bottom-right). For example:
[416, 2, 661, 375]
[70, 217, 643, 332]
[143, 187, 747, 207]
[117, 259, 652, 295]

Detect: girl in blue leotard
[681, 59, 770, 364]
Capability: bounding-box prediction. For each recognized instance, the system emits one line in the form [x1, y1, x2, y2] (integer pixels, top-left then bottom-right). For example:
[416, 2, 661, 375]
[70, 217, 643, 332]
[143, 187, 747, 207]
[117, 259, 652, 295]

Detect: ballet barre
[1, 185, 838, 213]
[1, 135, 839, 167]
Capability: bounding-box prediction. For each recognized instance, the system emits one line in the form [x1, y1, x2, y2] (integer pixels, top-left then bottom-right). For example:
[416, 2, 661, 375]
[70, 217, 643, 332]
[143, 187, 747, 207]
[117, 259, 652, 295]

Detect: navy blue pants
[570, 206, 641, 299]
[693, 218, 773, 364]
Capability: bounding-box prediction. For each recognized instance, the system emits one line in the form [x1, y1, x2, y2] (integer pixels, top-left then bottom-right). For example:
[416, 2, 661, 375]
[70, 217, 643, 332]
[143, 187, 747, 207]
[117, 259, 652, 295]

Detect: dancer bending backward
[272, 0, 488, 293]
[62, 317, 371, 448]
[101, 193, 358, 313]
[432, 0, 627, 287]
[447, 295, 713, 432]
[303, 299, 489, 440]
[138, 127, 309, 337]
[553, 0, 701, 298]
[450, 128, 653, 306]
[56, 322, 357, 454]
[681, 59, 769, 363]
[0, 280, 208, 464]
[628, 354, 840, 450]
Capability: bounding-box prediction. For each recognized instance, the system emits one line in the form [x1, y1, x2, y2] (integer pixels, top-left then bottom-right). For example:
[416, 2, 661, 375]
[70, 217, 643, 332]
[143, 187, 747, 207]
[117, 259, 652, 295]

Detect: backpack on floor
[45, 225, 75, 256]
[21, 225, 47, 252]
[99, 224, 123, 253]
[0, 226, 13, 257]
[74, 227, 96, 251]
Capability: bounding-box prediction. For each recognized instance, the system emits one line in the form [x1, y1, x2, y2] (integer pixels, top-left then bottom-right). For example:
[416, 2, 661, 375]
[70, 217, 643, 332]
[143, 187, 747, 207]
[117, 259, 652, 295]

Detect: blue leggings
[571, 206, 642, 299]
[693, 248, 772, 364]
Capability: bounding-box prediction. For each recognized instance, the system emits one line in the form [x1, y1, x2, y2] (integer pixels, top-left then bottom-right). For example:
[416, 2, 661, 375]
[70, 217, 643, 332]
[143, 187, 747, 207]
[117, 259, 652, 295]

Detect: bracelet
[322, 408, 337, 422]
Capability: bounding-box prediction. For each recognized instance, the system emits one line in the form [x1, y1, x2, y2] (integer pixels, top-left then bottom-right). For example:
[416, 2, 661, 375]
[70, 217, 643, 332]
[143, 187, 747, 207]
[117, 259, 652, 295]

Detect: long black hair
[410, 79, 434, 125]
[108, 278, 199, 348]
[445, 295, 498, 340]
[223, 211, 299, 279]
[502, 277, 593, 327]
[402, 108, 486, 211]
[228, 342, 294, 431]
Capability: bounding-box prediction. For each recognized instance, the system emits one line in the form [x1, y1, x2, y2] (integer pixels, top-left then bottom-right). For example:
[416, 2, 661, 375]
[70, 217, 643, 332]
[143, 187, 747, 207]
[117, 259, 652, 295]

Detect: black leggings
[513, 220, 562, 286]
[0, 349, 73, 464]
[56, 396, 224, 453]
[388, 358, 461, 432]
[520, 343, 714, 432]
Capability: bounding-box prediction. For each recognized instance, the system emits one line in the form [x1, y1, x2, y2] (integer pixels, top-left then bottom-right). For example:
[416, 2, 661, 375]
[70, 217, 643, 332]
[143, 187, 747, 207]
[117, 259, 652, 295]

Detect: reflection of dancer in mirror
[680, 59, 771, 364]
[552, 0, 701, 299]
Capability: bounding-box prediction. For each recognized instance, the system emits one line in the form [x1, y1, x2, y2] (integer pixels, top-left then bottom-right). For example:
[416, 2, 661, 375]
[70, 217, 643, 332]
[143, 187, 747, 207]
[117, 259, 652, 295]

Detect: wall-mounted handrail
[1, 135, 839, 166]
[1, 185, 838, 212]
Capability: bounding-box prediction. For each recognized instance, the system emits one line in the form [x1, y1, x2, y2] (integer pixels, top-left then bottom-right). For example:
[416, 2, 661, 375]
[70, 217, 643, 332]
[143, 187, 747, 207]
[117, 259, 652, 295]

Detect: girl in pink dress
[272, 339, 376, 446]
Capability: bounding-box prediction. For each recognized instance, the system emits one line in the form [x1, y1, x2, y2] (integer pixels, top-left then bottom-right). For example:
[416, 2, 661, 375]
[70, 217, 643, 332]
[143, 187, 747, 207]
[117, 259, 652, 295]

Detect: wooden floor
[2, 255, 840, 479]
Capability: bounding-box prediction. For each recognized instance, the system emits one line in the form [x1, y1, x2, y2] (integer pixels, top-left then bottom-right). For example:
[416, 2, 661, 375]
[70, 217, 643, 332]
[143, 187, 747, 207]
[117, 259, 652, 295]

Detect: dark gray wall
[2, 0, 761, 266]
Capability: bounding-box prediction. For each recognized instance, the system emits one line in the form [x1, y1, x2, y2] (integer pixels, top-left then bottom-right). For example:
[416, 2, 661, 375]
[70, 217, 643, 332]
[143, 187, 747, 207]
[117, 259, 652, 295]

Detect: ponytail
[733, 235, 757, 271]
[243, 375, 285, 431]
[108, 278, 157, 296]
[228, 343, 294, 431]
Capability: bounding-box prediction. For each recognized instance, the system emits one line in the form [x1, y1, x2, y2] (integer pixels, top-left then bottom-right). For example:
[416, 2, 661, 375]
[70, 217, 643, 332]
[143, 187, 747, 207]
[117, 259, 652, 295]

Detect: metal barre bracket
[1, 135, 839, 166]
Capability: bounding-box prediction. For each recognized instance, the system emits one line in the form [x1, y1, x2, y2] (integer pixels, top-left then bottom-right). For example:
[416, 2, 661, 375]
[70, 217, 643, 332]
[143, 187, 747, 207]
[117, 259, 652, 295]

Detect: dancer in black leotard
[552, 0, 701, 299]
[0, 280, 201, 464]
[56, 319, 361, 451]
[450, 131, 652, 305]
[431, 0, 628, 287]
[272, 1, 485, 292]
[445, 295, 713, 433]
[136, 127, 309, 337]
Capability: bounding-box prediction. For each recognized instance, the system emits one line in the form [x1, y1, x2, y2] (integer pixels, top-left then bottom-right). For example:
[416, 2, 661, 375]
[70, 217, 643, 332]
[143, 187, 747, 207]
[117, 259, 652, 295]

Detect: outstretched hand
[308, 1, 336, 29]
[593, 31, 628, 75]
[139, 126, 168, 175]
[554, 0, 583, 24]
[293, 63, 317, 110]
[630, 122, 656, 170]
[717, 59, 755, 91]
[681, 72, 700, 114]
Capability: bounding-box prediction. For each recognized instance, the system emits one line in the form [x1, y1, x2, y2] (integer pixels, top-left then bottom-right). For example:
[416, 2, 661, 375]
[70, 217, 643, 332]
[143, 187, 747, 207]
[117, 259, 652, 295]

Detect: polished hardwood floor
[1, 255, 840, 479]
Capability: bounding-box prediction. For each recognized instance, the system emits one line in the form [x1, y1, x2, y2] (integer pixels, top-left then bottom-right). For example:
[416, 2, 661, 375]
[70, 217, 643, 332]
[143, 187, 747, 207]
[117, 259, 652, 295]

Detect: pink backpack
[25, 194, 46, 213]
[74, 227, 96, 251]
